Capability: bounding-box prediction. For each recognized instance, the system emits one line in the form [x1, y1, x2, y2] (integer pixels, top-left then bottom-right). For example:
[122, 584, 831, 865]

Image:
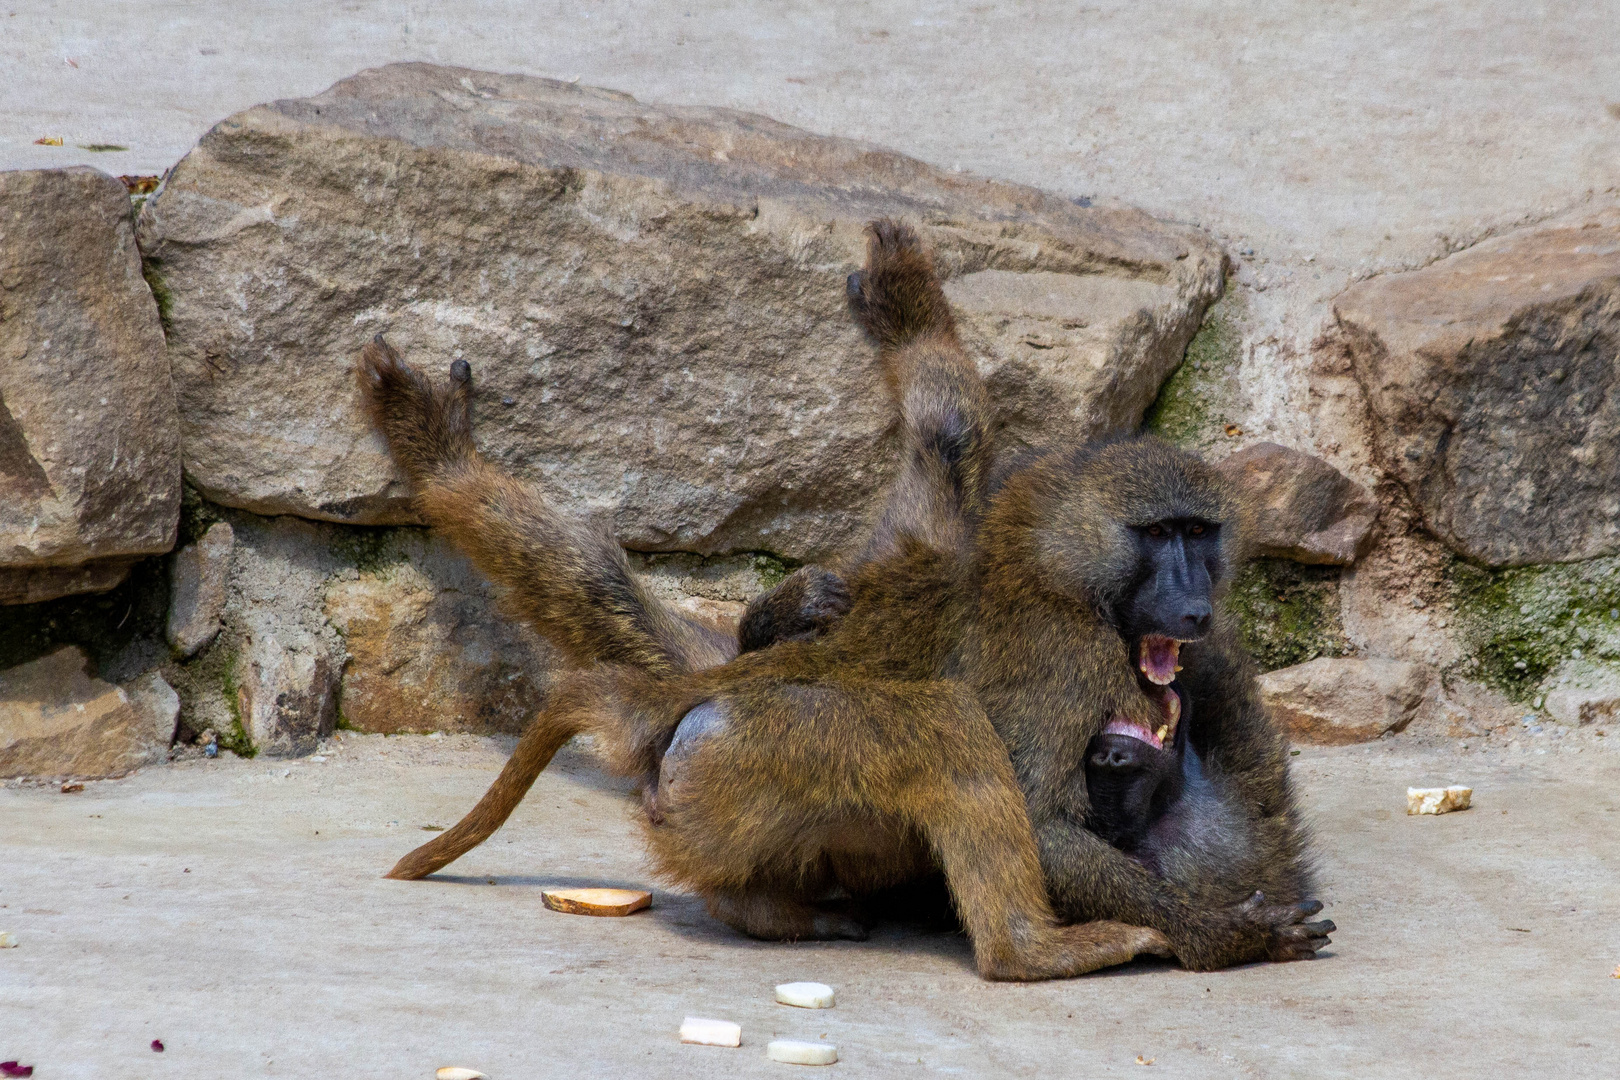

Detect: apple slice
[540, 887, 652, 916]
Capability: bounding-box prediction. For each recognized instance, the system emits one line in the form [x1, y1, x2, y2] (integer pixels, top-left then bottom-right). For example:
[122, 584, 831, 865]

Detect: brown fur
[361, 220, 1326, 976]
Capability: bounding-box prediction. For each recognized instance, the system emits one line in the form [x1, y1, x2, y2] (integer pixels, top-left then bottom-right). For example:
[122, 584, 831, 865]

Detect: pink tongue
[1104, 718, 1163, 749]
[1139, 636, 1180, 685]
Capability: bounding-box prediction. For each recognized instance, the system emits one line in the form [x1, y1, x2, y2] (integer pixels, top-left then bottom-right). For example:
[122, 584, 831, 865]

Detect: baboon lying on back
[360, 222, 1332, 978]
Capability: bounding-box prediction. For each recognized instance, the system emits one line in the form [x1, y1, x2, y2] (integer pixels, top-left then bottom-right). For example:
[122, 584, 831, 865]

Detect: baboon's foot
[979, 921, 1172, 982]
[707, 892, 870, 942]
[356, 334, 476, 481]
[846, 219, 954, 348]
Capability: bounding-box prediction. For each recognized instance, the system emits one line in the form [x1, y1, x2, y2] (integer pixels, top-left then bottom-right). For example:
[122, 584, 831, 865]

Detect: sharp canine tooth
[1155, 725, 1168, 742]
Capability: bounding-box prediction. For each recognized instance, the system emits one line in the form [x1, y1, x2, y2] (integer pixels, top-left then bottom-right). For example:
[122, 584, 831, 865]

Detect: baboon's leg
[707, 892, 868, 942]
[652, 678, 1169, 980]
[848, 220, 997, 561]
[914, 765, 1171, 980]
[358, 336, 732, 676]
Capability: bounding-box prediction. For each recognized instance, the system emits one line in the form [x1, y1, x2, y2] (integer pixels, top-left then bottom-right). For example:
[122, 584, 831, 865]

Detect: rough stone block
[1216, 442, 1378, 564]
[1258, 656, 1433, 745]
[1336, 207, 1620, 566]
[1541, 661, 1620, 727]
[236, 632, 338, 757]
[166, 521, 234, 657]
[323, 549, 552, 735]
[0, 648, 177, 779]
[136, 63, 1221, 559]
[0, 167, 180, 602]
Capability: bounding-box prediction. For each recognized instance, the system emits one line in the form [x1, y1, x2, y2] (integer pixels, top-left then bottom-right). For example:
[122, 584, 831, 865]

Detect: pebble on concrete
[1407, 786, 1473, 815]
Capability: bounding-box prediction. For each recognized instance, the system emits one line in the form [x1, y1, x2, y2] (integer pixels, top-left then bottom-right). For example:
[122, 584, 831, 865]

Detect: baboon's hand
[1171, 892, 1335, 970]
[1245, 894, 1336, 962]
[356, 334, 476, 483]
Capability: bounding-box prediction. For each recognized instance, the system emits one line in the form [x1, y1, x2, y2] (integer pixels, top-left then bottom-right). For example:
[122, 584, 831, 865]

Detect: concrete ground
[3, 733, 1618, 1078]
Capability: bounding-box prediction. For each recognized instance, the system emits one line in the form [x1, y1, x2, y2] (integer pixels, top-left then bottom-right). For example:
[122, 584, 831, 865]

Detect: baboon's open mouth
[1137, 634, 1185, 686]
[1103, 686, 1182, 750]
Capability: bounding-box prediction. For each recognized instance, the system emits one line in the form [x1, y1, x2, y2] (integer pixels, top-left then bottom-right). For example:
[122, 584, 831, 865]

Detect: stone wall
[3, 63, 1617, 773]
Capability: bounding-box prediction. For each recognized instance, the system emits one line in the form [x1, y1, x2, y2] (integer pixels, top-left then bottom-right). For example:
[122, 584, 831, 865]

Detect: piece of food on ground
[774, 982, 836, 1008]
[766, 1040, 838, 1065]
[680, 1018, 742, 1047]
[540, 887, 652, 916]
[435, 1069, 486, 1080]
[1406, 786, 1473, 815]
[0, 932, 16, 948]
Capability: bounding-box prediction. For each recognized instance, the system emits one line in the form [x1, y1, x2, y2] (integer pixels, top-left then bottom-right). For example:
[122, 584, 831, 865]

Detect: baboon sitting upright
[362, 221, 1331, 977]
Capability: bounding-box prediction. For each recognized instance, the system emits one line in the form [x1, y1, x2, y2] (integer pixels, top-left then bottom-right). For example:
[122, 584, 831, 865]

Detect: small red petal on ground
[152, 1040, 165, 1052]
[1, 1062, 35, 1078]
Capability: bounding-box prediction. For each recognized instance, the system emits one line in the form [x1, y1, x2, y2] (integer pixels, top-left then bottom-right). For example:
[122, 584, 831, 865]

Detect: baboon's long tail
[358, 336, 732, 677]
[385, 703, 580, 880]
[382, 668, 664, 880]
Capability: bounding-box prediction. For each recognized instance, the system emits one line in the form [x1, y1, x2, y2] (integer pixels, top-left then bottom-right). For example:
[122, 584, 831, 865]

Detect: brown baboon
[362, 220, 1330, 976]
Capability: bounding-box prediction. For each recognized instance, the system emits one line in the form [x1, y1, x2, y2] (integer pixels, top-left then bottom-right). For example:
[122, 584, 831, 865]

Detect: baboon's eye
[1189, 523, 1205, 536]
[1146, 524, 1164, 538]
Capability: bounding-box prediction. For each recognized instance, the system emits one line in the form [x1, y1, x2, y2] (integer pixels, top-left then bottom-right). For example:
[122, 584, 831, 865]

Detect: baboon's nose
[1179, 600, 1212, 636]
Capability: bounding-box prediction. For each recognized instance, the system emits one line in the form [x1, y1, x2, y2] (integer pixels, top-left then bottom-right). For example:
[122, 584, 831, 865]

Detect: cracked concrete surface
[2, 734, 1618, 1077]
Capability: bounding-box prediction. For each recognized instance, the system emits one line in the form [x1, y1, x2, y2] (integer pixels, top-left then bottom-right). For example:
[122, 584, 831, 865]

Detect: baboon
[362, 221, 1331, 976]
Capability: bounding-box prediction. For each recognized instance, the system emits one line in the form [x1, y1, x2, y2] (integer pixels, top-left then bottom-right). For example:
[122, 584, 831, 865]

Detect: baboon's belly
[816, 817, 935, 894]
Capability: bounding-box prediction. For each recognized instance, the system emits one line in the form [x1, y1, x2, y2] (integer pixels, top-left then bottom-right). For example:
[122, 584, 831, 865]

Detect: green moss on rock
[1446, 554, 1620, 700]
[749, 552, 797, 590]
[329, 527, 403, 575]
[1143, 288, 1245, 451]
[141, 257, 174, 338]
[1227, 558, 1349, 672]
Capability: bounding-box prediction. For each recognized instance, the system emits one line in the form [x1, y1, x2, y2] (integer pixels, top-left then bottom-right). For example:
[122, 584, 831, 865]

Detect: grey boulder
[136, 63, 1222, 560]
[0, 168, 179, 602]
[1336, 207, 1620, 567]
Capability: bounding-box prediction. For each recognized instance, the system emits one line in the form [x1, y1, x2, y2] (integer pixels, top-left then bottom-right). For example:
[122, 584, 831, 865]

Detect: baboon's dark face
[1086, 684, 1190, 850]
[1121, 517, 1222, 687]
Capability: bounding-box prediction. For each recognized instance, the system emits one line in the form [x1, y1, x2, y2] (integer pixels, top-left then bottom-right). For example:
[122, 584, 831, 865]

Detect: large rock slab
[0, 168, 180, 600]
[1336, 208, 1620, 566]
[1217, 442, 1379, 565]
[0, 648, 178, 779]
[136, 63, 1222, 559]
[1258, 656, 1433, 745]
